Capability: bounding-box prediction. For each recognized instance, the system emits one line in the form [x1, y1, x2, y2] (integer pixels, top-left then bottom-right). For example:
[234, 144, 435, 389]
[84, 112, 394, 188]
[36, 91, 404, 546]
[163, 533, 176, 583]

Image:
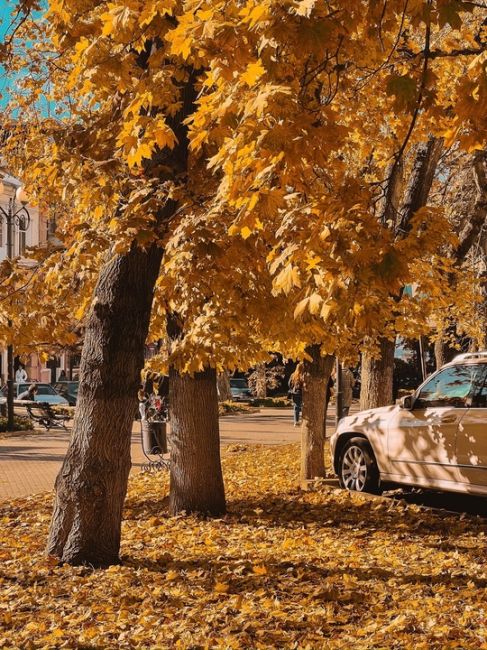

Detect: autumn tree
[1, 0, 486, 564]
[431, 149, 487, 368]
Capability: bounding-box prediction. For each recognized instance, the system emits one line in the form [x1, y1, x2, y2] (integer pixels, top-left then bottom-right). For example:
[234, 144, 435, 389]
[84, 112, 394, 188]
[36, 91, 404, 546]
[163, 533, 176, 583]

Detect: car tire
[338, 437, 382, 495]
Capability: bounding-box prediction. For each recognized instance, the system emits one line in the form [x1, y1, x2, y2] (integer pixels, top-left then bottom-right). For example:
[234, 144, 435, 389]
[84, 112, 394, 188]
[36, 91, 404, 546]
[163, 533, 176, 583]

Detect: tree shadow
[122, 554, 487, 594]
[124, 486, 486, 540]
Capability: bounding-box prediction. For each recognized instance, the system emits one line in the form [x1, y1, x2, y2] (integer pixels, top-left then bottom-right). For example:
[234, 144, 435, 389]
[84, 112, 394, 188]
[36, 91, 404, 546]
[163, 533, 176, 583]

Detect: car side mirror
[399, 394, 414, 410]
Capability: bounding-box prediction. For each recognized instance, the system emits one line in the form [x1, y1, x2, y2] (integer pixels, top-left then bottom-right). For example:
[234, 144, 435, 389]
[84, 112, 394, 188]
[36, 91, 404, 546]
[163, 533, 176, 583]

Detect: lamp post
[0, 181, 31, 431]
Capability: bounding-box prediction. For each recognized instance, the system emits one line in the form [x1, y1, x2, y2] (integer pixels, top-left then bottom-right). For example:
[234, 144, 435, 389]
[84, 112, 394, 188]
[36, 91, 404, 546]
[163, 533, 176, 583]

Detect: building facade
[0, 174, 76, 384]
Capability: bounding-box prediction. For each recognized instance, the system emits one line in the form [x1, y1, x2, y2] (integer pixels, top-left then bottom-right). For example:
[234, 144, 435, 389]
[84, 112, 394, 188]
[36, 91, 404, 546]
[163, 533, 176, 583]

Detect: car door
[455, 366, 487, 491]
[387, 365, 476, 485]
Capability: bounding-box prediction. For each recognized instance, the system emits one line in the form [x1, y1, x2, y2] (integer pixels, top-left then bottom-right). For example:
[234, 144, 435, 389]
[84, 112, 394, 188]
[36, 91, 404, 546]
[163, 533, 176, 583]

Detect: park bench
[22, 401, 70, 431]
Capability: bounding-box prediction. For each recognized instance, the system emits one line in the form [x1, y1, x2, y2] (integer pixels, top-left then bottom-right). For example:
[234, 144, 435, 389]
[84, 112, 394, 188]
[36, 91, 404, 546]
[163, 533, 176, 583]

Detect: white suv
[331, 352, 487, 497]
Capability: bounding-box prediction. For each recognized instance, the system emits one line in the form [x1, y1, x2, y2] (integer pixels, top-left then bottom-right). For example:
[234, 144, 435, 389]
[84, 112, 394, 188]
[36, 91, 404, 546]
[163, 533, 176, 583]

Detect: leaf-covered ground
[0, 444, 486, 649]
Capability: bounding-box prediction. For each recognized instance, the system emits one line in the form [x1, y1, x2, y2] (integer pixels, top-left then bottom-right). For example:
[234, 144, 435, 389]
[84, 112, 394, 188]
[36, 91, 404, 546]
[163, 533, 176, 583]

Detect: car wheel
[338, 437, 381, 494]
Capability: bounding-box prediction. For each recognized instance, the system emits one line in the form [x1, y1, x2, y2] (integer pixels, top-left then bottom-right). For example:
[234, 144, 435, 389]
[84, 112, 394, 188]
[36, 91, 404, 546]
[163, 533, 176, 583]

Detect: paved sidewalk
[0, 408, 337, 501]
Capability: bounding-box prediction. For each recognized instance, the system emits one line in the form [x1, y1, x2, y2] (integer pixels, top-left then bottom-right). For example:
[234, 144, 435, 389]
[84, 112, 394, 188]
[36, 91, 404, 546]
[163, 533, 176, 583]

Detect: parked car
[0, 382, 69, 406]
[53, 381, 79, 406]
[331, 352, 487, 497]
[230, 377, 253, 401]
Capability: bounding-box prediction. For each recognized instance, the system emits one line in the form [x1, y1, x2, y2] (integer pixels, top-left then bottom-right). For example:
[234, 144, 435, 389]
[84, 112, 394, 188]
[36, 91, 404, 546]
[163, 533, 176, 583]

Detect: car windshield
[230, 379, 248, 389]
[415, 364, 483, 408]
[19, 383, 58, 396]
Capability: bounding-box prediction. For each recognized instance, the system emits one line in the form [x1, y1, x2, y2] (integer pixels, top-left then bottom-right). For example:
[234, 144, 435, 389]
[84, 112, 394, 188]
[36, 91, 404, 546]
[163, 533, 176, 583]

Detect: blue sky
[0, 1, 14, 105]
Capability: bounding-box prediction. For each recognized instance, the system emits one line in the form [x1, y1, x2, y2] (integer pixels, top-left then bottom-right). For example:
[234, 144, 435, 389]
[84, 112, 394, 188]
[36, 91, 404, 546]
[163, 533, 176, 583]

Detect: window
[472, 368, 487, 408]
[415, 364, 481, 409]
[230, 379, 248, 388]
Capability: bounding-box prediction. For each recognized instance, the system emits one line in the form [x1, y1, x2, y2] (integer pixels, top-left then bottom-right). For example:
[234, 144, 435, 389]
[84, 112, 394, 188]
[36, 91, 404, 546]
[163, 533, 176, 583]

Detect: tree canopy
[0, 0, 486, 365]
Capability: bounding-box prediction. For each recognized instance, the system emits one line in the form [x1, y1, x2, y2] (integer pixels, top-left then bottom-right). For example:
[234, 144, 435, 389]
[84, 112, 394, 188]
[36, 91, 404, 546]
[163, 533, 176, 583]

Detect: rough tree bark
[361, 138, 443, 409]
[360, 338, 396, 410]
[47, 244, 163, 566]
[169, 366, 226, 516]
[434, 337, 457, 370]
[216, 370, 232, 402]
[254, 363, 267, 399]
[301, 346, 335, 481]
[434, 151, 487, 365]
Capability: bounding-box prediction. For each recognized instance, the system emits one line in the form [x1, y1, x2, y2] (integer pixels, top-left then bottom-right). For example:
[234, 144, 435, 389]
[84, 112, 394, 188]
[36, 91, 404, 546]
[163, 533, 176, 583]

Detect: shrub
[250, 396, 291, 408]
[0, 415, 33, 433]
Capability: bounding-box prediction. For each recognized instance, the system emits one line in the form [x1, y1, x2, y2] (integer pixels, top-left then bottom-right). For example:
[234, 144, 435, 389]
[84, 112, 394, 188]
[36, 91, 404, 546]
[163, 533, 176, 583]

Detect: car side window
[415, 365, 478, 409]
[472, 368, 487, 408]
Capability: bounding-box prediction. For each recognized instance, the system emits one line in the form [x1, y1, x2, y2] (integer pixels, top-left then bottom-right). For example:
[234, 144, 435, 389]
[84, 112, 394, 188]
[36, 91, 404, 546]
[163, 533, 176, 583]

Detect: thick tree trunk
[254, 363, 267, 399]
[216, 370, 232, 402]
[169, 366, 225, 516]
[360, 338, 395, 410]
[300, 346, 334, 481]
[47, 244, 163, 566]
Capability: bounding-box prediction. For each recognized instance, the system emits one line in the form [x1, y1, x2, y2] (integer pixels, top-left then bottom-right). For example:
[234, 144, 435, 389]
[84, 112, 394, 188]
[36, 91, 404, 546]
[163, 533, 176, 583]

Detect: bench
[22, 401, 70, 431]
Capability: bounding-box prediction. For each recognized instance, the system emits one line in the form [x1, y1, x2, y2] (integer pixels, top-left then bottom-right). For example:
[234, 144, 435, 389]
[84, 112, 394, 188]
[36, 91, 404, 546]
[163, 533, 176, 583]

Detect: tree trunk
[169, 366, 225, 516]
[359, 140, 442, 412]
[254, 363, 267, 399]
[300, 346, 334, 481]
[46, 244, 163, 566]
[360, 338, 395, 410]
[434, 337, 456, 370]
[396, 137, 443, 236]
[216, 370, 232, 402]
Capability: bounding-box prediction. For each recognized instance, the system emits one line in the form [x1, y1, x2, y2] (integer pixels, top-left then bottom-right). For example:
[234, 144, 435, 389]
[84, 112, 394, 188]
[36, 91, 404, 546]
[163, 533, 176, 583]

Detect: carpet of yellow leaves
[0, 444, 486, 649]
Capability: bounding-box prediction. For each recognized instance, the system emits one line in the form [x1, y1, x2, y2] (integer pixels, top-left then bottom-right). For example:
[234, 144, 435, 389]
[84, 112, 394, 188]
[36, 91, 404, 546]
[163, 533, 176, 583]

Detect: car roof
[444, 351, 487, 367]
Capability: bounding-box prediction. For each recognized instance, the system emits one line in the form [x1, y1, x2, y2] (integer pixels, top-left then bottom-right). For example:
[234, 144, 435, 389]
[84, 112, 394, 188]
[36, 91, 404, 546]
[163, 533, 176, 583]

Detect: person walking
[288, 362, 304, 427]
[341, 365, 355, 418]
[15, 364, 28, 384]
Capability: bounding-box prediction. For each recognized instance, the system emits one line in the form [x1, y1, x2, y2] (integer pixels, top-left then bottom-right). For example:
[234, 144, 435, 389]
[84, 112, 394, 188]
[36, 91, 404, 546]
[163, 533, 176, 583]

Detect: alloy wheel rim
[342, 445, 367, 491]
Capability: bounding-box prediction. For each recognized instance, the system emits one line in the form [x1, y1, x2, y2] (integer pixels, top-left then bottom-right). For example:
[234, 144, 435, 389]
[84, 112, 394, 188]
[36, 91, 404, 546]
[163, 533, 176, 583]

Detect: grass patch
[218, 400, 258, 416]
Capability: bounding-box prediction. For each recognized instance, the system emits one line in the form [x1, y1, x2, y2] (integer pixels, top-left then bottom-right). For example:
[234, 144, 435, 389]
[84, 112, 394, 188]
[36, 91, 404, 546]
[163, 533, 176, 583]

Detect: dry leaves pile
[0, 444, 486, 649]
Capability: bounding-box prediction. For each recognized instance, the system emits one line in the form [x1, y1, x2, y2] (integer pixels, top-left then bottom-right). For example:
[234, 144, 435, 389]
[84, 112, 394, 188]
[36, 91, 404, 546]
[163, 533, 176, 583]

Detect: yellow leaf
[153, 122, 177, 150]
[214, 581, 230, 593]
[241, 60, 265, 86]
[241, 226, 252, 239]
[294, 297, 309, 319]
[127, 142, 153, 168]
[308, 293, 322, 315]
[252, 564, 268, 575]
[294, 0, 317, 17]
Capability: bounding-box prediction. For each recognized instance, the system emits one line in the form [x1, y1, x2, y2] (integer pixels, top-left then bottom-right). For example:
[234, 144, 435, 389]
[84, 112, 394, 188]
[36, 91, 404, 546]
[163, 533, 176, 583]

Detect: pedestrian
[58, 369, 67, 381]
[326, 369, 335, 408]
[15, 364, 27, 384]
[137, 383, 149, 421]
[18, 384, 38, 401]
[341, 365, 355, 418]
[288, 362, 304, 427]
